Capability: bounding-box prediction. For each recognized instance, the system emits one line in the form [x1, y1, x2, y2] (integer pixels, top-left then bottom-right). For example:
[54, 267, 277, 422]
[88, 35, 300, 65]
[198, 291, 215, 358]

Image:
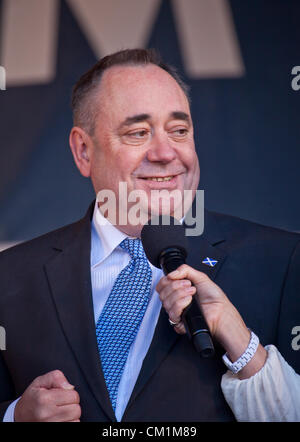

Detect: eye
[121, 128, 150, 145]
[129, 129, 149, 138]
[175, 128, 188, 135]
[169, 127, 189, 139]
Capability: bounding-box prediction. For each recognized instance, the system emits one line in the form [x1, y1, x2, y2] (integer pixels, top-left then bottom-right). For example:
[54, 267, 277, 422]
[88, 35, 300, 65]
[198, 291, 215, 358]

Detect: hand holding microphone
[141, 216, 215, 357]
[157, 263, 268, 379]
[156, 263, 237, 341]
[141, 216, 267, 376]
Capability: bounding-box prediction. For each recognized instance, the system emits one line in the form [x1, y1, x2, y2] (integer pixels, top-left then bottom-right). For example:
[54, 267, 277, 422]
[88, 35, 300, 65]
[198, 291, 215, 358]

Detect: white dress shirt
[3, 203, 300, 421]
[90, 205, 163, 421]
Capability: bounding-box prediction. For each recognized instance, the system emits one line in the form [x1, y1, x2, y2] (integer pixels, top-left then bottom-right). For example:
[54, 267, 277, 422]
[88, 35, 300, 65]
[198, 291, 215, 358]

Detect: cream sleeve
[221, 344, 300, 421]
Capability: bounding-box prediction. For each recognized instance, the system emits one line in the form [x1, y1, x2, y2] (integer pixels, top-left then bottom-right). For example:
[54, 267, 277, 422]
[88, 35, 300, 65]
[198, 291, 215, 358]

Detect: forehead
[96, 64, 190, 121]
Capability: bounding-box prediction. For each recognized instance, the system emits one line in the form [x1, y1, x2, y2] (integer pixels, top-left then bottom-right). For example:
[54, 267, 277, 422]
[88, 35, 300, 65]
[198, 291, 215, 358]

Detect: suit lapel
[185, 209, 228, 280]
[124, 210, 228, 416]
[44, 206, 116, 422]
[186, 236, 227, 280]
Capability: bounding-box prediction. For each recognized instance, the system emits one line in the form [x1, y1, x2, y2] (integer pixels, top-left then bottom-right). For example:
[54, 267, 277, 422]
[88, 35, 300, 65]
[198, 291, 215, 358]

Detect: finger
[168, 295, 194, 322]
[173, 322, 186, 335]
[51, 404, 81, 422]
[33, 370, 74, 390]
[158, 279, 192, 301]
[168, 265, 210, 286]
[163, 286, 196, 313]
[156, 275, 170, 293]
[48, 388, 80, 406]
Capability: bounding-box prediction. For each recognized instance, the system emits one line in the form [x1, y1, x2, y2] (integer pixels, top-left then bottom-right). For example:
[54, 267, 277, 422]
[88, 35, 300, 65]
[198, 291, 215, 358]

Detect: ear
[69, 126, 92, 177]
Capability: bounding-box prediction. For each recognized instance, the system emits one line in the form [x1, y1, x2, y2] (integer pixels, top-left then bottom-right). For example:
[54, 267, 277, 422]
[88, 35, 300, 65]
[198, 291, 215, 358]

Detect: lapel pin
[202, 257, 218, 267]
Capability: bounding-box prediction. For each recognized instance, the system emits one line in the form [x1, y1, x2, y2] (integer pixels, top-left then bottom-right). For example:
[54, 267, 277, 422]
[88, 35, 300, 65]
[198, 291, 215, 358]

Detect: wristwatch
[222, 330, 260, 374]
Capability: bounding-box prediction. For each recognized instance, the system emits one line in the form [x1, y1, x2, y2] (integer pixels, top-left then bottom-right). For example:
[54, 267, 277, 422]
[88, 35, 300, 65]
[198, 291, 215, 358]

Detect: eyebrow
[120, 113, 151, 128]
[120, 111, 191, 128]
[170, 111, 191, 123]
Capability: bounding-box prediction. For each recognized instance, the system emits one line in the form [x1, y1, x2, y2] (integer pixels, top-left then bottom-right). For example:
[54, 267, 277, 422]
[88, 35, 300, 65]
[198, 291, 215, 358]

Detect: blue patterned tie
[95, 238, 152, 411]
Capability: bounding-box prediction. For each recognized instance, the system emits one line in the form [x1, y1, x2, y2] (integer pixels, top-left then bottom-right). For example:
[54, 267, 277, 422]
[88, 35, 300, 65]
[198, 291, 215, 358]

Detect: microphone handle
[159, 248, 215, 358]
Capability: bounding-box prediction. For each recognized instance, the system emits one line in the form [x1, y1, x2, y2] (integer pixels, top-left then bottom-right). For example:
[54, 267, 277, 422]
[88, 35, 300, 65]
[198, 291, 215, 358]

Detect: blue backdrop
[0, 0, 299, 243]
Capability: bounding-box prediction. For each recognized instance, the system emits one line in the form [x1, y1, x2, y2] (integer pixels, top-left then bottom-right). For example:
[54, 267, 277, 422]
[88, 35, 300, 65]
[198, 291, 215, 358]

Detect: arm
[156, 265, 299, 421]
[156, 265, 267, 380]
[221, 344, 300, 421]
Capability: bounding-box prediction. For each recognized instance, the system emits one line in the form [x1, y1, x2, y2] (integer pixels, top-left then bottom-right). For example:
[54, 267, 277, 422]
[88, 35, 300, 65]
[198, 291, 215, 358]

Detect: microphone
[141, 216, 215, 358]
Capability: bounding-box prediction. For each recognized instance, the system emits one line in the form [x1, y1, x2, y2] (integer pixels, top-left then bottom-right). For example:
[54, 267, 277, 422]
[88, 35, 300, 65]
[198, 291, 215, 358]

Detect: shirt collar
[91, 203, 129, 268]
[91, 202, 185, 268]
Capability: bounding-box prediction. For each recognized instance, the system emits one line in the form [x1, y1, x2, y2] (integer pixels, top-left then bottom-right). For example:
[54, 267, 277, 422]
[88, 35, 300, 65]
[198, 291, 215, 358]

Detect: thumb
[33, 370, 75, 390]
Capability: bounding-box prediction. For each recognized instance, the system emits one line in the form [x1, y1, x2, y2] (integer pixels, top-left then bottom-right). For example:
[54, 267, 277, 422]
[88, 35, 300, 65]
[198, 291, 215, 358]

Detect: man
[0, 49, 299, 422]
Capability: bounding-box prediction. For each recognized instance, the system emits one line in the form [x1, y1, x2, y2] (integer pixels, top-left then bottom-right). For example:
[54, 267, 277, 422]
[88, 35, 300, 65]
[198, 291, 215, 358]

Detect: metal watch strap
[222, 330, 259, 374]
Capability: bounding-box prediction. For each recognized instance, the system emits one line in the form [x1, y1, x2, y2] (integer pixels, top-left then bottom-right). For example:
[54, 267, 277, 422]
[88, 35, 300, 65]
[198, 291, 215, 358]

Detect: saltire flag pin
[202, 257, 218, 267]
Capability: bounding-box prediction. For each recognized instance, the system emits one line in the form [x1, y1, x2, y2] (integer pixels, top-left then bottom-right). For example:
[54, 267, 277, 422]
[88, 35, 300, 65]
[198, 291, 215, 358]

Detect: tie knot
[119, 238, 146, 260]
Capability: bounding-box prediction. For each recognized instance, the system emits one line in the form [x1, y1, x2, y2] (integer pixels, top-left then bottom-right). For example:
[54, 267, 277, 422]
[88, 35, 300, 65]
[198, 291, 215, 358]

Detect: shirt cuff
[2, 398, 20, 422]
[221, 344, 300, 422]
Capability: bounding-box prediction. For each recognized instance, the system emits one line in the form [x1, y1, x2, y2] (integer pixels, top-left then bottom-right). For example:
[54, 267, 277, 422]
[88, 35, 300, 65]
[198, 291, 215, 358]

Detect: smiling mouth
[140, 176, 174, 182]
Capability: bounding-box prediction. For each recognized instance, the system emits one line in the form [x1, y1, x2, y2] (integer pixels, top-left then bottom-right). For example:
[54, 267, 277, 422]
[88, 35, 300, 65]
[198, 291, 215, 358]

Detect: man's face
[89, 64, 200, 233]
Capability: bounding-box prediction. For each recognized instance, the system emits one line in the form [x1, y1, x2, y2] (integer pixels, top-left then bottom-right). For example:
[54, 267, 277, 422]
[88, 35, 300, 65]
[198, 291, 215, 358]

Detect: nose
[146, 133, 177, 164]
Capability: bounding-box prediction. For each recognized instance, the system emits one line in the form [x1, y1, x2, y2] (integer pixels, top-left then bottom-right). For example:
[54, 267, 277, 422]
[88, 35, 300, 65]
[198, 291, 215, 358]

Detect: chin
[150, 192, 185, 215]
[147, 203, 184, 221]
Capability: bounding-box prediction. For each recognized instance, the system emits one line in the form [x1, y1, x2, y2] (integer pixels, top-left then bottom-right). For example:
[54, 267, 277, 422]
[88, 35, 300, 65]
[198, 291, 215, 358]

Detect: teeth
[146, 176, 173, 182]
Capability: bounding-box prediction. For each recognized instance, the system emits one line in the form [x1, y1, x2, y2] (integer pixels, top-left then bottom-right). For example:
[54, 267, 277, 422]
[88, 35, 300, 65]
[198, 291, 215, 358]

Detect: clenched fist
[14, 370, 81, 422]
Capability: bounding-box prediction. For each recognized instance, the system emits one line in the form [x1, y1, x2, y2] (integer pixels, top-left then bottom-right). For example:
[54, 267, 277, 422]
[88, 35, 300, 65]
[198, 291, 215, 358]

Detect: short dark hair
[71, 48, 190, 135]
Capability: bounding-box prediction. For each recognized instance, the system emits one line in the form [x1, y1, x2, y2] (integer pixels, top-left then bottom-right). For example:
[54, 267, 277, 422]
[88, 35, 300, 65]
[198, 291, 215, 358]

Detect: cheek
[99, 150, 144, 188]
[192, 157, 200, 180]
[90, 150, 116, 191]
[118, 148, 146, 174]
[190, 162, 200, 190]
[181, 148, 200, 184]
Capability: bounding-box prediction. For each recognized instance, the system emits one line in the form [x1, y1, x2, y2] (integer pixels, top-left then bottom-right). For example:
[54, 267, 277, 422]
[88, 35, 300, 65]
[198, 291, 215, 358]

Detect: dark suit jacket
[0, 203, 299, 421]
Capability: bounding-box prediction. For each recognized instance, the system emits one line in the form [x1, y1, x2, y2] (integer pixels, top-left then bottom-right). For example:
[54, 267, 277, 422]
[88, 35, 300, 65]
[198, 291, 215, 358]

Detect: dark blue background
[0, 0, 299, 242]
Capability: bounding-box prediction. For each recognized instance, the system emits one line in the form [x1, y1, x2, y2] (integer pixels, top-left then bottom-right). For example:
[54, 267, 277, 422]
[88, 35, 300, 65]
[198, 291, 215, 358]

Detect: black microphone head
[141, 215, 188, 268]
